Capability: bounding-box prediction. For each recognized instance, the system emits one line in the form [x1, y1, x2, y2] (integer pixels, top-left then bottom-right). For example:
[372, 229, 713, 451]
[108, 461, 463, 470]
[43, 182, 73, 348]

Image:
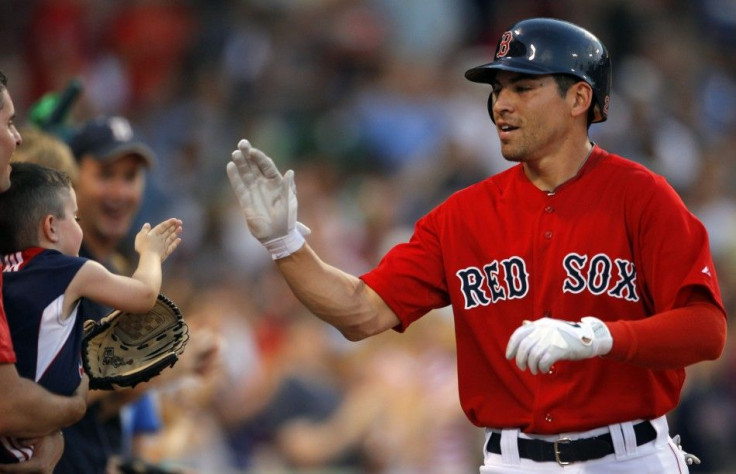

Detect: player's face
[0, 89, 21, 193]
[57, 187, 84, 256]
[490, 72, 572, 162]
[75, 153, 146, 247]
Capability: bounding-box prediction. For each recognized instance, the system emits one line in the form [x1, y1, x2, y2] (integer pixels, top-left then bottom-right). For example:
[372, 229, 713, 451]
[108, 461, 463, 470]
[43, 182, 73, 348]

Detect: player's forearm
[0, 369, 86, 437]
[605, 300, 726, 368]
[275, 244, 399, 341]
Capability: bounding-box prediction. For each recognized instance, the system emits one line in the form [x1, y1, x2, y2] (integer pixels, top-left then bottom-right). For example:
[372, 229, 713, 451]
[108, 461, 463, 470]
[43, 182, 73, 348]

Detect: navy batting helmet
[465, 18, 611, 123]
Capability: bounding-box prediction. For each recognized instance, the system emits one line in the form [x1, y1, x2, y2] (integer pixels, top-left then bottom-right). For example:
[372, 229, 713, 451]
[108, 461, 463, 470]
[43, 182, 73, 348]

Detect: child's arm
[65, 218, 182, 315]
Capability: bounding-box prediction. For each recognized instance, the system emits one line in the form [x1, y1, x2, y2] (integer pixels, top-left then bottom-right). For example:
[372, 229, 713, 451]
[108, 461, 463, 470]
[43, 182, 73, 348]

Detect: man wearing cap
[70, 115, 154, 269]
[56, 115, 161, 474]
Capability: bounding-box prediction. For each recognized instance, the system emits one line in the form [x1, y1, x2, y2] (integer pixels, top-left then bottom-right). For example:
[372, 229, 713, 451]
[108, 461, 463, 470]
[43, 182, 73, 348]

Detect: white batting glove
[505, 316, 613, 375]
[226, 139, 310, 260]
[672, 434, 701, 466]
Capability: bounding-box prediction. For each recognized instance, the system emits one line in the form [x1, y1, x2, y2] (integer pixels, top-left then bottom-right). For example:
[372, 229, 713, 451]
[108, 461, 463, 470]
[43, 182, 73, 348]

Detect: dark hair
[553, 74, 596, 126]
[0, 162, 72, 253]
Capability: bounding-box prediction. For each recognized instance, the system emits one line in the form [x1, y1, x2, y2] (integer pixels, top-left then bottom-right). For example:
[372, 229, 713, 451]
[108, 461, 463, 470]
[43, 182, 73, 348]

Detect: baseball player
[226, 18, 726, 473]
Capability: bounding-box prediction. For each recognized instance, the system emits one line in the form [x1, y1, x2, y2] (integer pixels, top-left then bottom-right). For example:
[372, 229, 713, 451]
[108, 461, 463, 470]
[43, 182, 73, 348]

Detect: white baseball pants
[480, 416, 691, 473]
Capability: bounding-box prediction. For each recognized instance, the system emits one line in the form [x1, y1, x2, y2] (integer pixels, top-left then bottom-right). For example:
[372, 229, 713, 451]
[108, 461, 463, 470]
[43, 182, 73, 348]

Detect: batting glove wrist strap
[580, 316, 613, 356]
[264, 222, 309, 260]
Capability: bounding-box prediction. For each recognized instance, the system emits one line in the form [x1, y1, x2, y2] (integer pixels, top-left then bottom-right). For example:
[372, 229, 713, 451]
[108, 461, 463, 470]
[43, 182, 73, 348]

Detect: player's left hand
[505, 316, 613, 374]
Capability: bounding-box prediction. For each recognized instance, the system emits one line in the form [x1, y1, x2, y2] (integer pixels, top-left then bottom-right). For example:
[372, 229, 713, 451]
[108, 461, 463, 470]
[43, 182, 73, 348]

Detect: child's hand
[135, 218, 183, 262]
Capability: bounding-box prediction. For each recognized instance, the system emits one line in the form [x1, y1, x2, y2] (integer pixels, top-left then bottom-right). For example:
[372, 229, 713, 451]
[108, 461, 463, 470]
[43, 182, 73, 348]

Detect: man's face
[75, 153, 146, 246]
[0, 89, 21, 192]
[490, 72, 574, 163]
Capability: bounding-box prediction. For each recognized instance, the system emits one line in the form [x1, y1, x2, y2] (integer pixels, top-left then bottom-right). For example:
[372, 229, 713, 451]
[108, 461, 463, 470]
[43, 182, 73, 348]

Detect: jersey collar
[540, 144, 606, 195]
[1, 247, 47, 272]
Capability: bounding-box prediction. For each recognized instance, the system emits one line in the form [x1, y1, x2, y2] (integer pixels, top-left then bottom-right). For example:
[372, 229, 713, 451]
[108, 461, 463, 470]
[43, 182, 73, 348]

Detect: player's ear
[41, 214, 59, 243]
[570, 82, 593, 120]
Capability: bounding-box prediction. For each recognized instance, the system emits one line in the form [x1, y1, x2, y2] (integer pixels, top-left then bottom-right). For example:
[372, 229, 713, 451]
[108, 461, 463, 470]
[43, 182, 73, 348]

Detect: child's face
[57, 187, 84, 257]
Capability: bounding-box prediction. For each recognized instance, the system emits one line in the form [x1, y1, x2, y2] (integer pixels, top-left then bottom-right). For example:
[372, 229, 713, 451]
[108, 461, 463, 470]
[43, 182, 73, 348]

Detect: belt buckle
[554, 437, 572, 466]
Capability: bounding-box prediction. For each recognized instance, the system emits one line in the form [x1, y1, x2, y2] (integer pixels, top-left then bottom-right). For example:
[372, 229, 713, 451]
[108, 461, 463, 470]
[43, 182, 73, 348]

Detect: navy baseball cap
[68, 116, 155, 167]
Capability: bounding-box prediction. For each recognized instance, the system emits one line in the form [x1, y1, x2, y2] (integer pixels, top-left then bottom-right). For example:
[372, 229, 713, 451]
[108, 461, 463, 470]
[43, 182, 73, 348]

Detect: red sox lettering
[457, 252, 638, 310]
[562, 253, 639, 302]
[456, 256, 529, 309]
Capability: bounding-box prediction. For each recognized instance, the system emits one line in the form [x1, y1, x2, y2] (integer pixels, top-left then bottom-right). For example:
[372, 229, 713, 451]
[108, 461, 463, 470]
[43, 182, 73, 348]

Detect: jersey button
[545, 206, 554, 213]
[544, 231, 553, 239]
[545, 413, 553, 423]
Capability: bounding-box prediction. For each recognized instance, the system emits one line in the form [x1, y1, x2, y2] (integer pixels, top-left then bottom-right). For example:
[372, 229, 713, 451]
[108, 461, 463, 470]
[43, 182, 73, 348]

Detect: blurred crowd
[2, 0, 736, 472]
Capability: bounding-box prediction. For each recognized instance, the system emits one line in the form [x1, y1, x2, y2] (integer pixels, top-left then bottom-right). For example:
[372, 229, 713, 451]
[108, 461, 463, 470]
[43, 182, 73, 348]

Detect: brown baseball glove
[82, 294, 189, 390]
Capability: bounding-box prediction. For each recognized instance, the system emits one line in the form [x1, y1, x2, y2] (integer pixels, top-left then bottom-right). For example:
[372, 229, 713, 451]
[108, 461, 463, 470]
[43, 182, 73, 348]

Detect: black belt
[486, 421, 657, 466]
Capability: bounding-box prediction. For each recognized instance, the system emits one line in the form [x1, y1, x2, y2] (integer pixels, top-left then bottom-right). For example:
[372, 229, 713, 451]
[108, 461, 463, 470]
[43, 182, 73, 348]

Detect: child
[0, 162, 182, 463]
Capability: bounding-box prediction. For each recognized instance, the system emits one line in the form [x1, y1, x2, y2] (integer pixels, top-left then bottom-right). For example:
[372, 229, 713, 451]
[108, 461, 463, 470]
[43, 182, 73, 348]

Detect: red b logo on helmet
[496, 31, 513, 58]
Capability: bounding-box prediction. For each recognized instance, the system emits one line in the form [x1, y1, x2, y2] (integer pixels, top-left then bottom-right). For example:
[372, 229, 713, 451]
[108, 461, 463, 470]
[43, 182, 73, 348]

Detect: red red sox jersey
[0, 272, 16, 364]
[361, 145, 724, 434]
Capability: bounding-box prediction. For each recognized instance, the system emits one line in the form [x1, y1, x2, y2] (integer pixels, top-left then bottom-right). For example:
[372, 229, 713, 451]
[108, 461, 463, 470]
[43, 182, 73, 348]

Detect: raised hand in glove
[226, 139, 310, 259]
[505, 316, 613, 374]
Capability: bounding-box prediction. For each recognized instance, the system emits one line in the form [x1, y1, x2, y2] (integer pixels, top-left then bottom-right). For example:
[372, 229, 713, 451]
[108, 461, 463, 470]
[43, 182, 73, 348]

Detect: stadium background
[1, 0, 735, 472]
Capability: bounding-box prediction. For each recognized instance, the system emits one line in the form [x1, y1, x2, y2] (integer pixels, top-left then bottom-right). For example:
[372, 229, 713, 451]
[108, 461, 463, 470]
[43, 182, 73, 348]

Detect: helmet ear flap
[487, 92, 495, 124]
